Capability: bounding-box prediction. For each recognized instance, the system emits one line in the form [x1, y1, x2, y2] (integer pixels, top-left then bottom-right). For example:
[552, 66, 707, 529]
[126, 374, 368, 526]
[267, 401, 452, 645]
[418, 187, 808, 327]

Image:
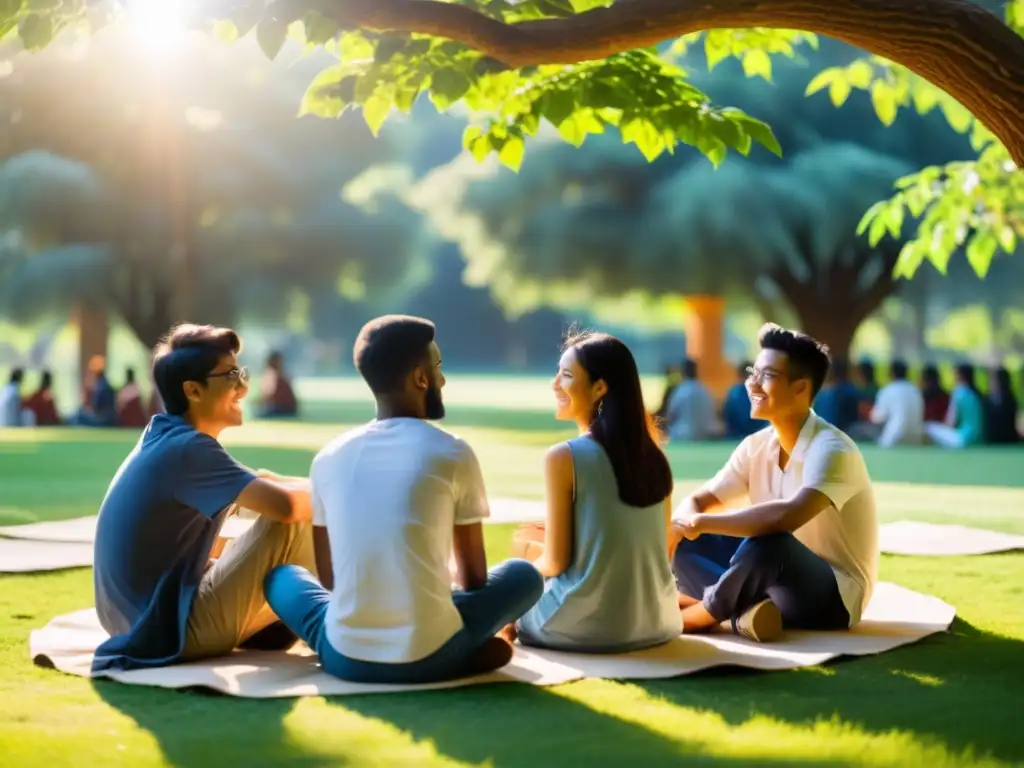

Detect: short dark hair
[757, 323, 831, 398]
[9, 368, 24, 385]
[682, 358, 698, 379]
[40, 370, 52, 389]
[125, 367, 136, 384]
[832, 359, 850, 381]
[890, 360, 908, 380]
[353, 315, 436, 395]
[152, 324, 241, 416]
[921, 363, 941, 386]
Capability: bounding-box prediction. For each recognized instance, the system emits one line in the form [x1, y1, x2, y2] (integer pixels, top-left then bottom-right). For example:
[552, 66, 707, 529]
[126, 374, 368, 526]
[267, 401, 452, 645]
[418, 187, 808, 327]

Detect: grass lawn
[2, 378, 1023, 766]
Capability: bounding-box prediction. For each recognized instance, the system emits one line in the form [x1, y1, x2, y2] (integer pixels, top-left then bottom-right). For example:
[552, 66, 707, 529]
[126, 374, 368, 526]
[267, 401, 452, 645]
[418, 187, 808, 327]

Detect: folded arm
[691, 487, 834, 538]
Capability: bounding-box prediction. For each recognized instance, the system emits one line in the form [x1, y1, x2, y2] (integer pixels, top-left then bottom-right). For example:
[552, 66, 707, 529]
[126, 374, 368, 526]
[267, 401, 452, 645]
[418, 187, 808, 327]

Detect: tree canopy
[0, 32, 425, 347]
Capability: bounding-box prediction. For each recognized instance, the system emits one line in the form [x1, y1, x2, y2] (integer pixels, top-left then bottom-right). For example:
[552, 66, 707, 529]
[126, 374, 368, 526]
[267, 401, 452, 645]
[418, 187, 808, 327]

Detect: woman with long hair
[510, 328, 680, 652]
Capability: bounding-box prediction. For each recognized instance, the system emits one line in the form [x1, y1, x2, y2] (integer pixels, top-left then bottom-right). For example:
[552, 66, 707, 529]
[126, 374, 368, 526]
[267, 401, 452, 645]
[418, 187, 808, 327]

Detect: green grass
[2, 379, 1024, 766]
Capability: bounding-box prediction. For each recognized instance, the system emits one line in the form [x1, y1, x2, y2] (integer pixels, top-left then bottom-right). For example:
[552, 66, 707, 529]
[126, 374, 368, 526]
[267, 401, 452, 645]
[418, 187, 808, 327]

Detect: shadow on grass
[93, 682, 339, 767]
[638, 617, 1024, 764]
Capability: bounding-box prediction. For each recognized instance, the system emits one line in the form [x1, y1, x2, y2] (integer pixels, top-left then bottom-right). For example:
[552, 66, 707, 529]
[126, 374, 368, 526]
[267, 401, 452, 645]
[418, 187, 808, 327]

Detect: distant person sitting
[116, 368, 148, 428]
[671, 324, 878, 643]
[654, 363, 683, 422]
[925, 363, 985, 449]
[813, 360, 861, 434]
[22, 370, 61, 427]
[258, 351, 298, 418]
[985, 367, 1020, 444]
[869, 360, 924, 447]
[74, 356, 117, 427]
[92, 324, 316, 672]
[721, 361, 763, 439]
[920, 364, 950, 424]
[510, 331, 680, 653]
[264, 315, 543, 684]
[664, 358, 717, 441]
[856, 360, 879, 420]
[0, 368, 32, 427]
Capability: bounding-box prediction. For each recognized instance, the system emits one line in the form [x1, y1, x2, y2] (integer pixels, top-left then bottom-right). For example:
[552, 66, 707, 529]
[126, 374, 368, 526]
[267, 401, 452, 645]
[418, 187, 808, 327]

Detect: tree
[3, 0, 1020, 277]
[0, 32, 425, 349]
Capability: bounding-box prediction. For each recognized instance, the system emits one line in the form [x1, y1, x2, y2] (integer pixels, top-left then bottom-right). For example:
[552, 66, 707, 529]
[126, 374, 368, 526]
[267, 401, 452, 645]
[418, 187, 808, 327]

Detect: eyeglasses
[207, 367, 249, 385]
[745, 366, 784, 385]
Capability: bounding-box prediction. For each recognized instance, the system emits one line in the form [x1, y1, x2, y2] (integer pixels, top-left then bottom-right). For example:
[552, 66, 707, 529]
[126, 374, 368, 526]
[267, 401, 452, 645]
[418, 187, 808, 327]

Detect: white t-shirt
[311, 418, 490, 663]
[0, 383, 22, 427]
[700, 412, 878, 626]
[870, 380, 924, 447]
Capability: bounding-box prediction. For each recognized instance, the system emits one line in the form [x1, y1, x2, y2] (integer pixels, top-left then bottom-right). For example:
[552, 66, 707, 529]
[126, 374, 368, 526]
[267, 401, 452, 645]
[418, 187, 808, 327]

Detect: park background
[0, 1, 1023, 766]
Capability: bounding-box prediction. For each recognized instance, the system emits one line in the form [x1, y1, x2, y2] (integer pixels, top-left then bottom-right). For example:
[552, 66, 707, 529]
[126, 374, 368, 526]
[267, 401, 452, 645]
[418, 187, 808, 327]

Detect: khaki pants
[182, 511, 316, 660]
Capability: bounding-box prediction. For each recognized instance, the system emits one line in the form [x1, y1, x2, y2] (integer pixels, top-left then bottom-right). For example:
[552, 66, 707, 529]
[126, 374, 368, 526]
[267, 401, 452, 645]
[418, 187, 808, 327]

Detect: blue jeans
[672, 532, 849, 629]
[264, 559, 543, 684]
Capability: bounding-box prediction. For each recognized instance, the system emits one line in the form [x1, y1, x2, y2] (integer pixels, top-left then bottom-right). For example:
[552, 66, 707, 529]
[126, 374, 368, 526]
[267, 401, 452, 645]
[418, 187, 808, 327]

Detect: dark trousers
[672, 532, 849, 629]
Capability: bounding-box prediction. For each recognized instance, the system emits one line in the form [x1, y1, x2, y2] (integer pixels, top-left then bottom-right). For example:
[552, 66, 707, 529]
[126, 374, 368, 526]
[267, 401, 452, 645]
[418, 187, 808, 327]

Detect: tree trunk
[770, 245, 901, 362]
[682, 294, 734, 400]
[74, 302, 108, 387]
[311, 0, 1024, 164]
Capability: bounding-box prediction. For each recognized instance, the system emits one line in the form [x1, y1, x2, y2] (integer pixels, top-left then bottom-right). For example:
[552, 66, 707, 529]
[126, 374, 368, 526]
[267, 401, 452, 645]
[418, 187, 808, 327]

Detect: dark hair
[955, 362, 978, 392]
[831, 359, 849, 382]
[858, 360, 876, 383]
[682, 358, 698, 379]
[565, 329, 673, 507]
[921, 363, 941, 387]
[152, 324, 242, 416]
[354, 315, 436, 396]
[757, 323, 831, 398]
[890, 360, 908, 380]
[993, 366, 1012, 393]
[39, 370, 52, 389]
[125, 367, 136, 384]
[9, 367, 24, 385]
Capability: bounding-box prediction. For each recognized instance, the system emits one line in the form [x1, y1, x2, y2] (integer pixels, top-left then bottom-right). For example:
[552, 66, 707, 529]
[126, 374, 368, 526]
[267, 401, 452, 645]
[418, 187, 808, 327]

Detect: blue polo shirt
[91, 414, 255, 672]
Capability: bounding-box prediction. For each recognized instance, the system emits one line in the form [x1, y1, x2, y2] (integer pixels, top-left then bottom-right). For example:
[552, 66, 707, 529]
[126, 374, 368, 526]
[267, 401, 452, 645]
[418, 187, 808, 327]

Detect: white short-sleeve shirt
[700, 411, 878, 625]
[311, 418, 490, 663]
[870, 380, 925, 447]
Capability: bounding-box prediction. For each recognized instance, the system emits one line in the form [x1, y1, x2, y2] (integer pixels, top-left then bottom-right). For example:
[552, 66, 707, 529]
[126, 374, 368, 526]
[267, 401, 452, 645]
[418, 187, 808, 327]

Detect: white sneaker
[733, 600, 783, 642]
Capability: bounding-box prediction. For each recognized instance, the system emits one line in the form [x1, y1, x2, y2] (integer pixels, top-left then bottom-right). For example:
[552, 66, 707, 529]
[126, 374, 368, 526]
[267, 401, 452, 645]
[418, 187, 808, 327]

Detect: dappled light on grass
[550, 676, 1007, 766]
[891, 670, 944, 687]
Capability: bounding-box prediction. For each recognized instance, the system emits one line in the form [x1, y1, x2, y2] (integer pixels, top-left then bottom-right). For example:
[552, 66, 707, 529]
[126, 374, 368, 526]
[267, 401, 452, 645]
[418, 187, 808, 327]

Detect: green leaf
[212, 20, 239, 44]
[621, 117, 663, 162]
[18, 14, 52, 49]
[741, 49, 772, 81]
[720, 109, 782, 157]
[374, 32, 409, 63]
[829, 77, 851, 107]
[805, 68, 839, 96]
[469, 133, 492, 163]
[911, 83, 939, 114]
[965, 231, 998, 277]
[256, 17, 288, 60]
[303, 13, 338, 46]
[362, 94, 391, 135]
[885, 204, 905, 239]
[868, 209, 890, 245]
[857, 200, 888, 236]
[997, 225, 1017, 253]
[462, 125, 484, 151]
[498, 134, 525, 171]
[707, 112, 750, 155]
[429, 67, 472, 110]
[870, 82, 898, 125]
[846, 60, 873, 89]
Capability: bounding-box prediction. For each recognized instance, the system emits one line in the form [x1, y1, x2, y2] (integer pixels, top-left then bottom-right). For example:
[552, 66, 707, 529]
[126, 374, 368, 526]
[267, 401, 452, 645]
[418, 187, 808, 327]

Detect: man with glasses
[669, 323, 878, 643]
[92, 323, 316, 672]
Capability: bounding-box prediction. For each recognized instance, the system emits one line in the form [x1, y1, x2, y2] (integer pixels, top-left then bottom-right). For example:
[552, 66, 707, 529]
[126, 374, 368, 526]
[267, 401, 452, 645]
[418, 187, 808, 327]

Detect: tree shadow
[335, 681, 855, 767]
[93, 680, 335, 768]
[638, 617, 1024, 764]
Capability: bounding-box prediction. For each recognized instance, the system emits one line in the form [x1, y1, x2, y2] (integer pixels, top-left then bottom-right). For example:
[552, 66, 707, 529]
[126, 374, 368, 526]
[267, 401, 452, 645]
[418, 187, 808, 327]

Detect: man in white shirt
[264, 315, 543, 684]
[0, 368, 26, 427]
[869, 360, 924, 447]
[670, 323, 878, 643]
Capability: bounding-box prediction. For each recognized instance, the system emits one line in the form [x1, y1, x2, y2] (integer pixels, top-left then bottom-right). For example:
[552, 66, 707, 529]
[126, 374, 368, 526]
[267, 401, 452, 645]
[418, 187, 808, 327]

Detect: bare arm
[313, 525, 334, 590]
[533, 444, 574, 579]
[690, 487, 834, 539]
[452, 522, 488, 591]
[235, 477, 311, 524]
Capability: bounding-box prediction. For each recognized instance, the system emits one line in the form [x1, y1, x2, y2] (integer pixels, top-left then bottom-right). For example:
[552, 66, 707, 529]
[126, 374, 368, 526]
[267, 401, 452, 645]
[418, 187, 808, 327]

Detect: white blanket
[29, 582, 953, 697]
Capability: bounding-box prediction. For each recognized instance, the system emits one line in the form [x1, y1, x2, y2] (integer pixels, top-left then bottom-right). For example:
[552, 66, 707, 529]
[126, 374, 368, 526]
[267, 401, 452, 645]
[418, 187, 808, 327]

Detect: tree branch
[281, 0, 1024, 165]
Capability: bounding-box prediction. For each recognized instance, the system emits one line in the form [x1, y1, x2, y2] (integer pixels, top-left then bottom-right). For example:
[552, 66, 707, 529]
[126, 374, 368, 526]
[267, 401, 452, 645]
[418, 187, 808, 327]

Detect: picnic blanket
[30, 582, 953, 697]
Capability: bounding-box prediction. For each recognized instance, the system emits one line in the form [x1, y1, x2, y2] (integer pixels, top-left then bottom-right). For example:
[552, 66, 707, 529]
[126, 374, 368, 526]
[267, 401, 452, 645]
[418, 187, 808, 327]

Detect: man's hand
[672, 501, 703, 542]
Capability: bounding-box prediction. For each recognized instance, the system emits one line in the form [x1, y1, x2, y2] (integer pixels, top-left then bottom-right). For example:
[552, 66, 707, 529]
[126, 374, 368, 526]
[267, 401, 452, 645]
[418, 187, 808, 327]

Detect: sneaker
[733, 600, 783, 642]
[465, 637, 514, 676]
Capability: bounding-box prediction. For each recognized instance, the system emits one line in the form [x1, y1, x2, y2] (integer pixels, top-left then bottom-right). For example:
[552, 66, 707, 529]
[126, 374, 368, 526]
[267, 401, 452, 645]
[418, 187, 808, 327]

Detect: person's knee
[263, 563, 302, 603]
[731, 532, 793, 566]
[502, 558, 544, 608]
